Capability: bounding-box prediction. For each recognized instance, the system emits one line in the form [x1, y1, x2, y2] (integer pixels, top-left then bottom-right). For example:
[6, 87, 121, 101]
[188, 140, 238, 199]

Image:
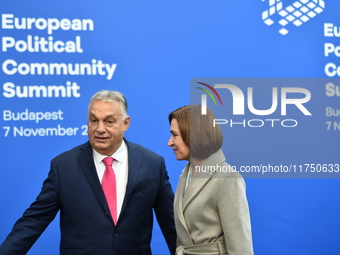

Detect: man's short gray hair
[88, 90, 128, 118]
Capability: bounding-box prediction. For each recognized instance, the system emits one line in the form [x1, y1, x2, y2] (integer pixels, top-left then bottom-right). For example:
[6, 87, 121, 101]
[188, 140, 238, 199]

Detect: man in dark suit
[0, 90, 176, 255]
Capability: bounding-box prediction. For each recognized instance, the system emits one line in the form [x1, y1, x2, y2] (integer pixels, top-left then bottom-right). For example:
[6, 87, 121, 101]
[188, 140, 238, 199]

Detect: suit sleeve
[153, 156, 177, 255]
[218, 177, 254, 255]
[0, 159, 61, 255]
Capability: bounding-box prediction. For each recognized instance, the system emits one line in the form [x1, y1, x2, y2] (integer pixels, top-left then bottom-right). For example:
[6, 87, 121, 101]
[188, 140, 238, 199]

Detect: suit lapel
[175, 150, 228, 246]
[182, 171, 212, 212]
[77, 142, 110, 216]
[182, 149, 226, 212]
[174, 164, 194, 246]
[175, 164, 214, 246]
[120, 140, 142, 216]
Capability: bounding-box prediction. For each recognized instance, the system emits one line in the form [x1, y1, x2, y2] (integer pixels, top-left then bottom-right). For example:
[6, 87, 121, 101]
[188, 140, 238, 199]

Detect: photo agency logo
[262, 0, 325, 35]
[196, 82, 223, 114]
[196, 80, 312, 128]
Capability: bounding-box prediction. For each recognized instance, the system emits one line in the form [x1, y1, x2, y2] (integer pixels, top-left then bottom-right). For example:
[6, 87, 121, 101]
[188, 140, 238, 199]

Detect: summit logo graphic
[262, 0, 325, 35]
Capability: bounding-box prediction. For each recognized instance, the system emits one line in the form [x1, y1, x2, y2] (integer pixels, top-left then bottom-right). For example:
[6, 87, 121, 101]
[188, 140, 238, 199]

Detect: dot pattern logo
[262, 0, 325, 35]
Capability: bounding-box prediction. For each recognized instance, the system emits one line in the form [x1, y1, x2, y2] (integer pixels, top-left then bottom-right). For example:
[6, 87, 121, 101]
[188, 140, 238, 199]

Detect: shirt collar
[92, 140, 127, 164]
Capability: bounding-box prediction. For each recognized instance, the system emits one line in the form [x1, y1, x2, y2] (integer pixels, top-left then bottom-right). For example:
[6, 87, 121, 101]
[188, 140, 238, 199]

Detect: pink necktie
[102, 157, 117, 224]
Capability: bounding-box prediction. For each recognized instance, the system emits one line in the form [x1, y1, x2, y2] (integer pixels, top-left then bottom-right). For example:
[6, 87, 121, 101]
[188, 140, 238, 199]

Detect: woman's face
[168, 118, 190, 161]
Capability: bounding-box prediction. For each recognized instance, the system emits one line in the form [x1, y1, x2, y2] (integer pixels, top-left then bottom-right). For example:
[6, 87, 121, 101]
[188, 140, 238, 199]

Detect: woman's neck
[189, 157, 203, 175]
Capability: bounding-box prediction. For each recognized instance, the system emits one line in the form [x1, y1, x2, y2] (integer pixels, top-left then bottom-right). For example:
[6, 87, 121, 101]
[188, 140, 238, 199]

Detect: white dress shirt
[92, 141, 128, 220]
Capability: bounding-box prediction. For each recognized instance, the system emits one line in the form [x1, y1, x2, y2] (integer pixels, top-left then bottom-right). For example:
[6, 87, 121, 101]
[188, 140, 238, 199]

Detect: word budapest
[202, 84, 312, 128]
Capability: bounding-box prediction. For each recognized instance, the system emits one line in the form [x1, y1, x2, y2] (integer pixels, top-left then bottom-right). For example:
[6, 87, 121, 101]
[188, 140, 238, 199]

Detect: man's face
[88, 100, 130, 156]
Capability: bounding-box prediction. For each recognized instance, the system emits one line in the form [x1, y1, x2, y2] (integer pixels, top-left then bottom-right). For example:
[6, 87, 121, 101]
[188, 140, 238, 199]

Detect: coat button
[113, 233, 119, 238]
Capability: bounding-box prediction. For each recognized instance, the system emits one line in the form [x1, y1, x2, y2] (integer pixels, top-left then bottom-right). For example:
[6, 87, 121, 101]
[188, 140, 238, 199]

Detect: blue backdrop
[1, 0, 339, 254]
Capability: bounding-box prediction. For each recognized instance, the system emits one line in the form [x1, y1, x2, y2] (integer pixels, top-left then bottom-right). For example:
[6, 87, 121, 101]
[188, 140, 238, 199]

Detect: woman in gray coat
[168, 105, 253, 255]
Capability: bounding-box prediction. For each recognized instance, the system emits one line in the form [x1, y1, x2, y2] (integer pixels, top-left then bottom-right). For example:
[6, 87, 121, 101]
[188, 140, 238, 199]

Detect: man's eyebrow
[89, 112, 119, 119]
[105, 114, 120, 118]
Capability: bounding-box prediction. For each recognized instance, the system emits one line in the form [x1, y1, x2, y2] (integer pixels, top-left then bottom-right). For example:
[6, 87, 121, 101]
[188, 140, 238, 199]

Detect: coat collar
[78, 141, 108, 216]
[120, 140, 142, 216]
[77, 139, 142, 225]
[182, 149, 226, 211]
[174, 149, 226, 245]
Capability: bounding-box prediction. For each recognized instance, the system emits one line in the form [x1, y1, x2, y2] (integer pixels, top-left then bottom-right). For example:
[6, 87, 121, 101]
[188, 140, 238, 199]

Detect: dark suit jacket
[0, 140, 176, 255]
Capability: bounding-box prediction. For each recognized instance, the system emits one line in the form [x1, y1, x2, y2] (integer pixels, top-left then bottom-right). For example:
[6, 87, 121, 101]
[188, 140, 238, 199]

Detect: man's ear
[123, 116, 130, 131]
